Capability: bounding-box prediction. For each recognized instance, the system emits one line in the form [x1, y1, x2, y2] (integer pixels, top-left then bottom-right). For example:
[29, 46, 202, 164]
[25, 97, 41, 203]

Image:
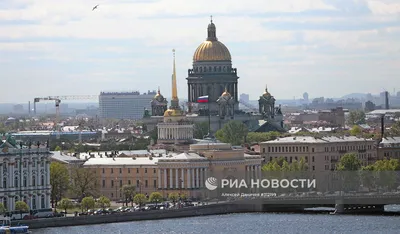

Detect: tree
[54, 146, 62, 151]
[15, 201, 29, 219]
[0, 203, 6, 215]
[133, 193, 147, 207]
[246, 132, 281, 143]
[59, 198, 73, 214]
[96, 196, 111, 210]
[71, 168, 99, 199]
[350, 125, 362, 136]
[168, 192, 179, 206]
[390, 121, 400, 136]
[216, 120, 248, 145]
[121, 185, 136, 206]
[193, 122, 209, 139]
[336, 153, 361, 171]
[149, 192, 163, 207]
[50, 162, 70, 209]
[347, 110, 366, 125]
[81, 196, 95, 212]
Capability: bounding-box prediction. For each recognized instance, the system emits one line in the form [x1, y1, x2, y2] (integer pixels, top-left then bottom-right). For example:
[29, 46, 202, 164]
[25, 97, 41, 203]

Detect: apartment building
[378, 137, 400, 160]
[260, 136, 377, 171]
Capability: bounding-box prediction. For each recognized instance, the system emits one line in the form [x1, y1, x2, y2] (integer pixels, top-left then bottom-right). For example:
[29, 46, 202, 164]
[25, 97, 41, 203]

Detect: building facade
[260, 136, 377, 171]
[378, 137, 400, 160]
[0, 136, 51, 212]
[82, 143, 263, 200]
[99, 91, 156, 120]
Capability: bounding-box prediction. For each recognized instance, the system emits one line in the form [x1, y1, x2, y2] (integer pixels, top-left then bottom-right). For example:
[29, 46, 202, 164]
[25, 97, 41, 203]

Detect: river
[33, 206, 400, 234]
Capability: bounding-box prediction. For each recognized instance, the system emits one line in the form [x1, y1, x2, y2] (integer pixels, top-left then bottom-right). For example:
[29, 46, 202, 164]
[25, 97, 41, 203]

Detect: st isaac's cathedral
[143, 18, 284, 136]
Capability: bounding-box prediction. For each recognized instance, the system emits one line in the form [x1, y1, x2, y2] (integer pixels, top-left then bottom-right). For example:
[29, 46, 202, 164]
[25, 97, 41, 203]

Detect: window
[23, 176, 27, 187]
[32, 176, 36, 186]
[41, 161, 44, 167]
[14, 177, 18, 187]
[312, 156, 315, 162]
[102, 180, 105, 188]
[41, 195, 45, 209]
[111, 193, 114, 198]
[41, 175, 45, 185]
[312, 148, 315, 153]
[120, 180, 122, 187]
[2, 163, 6, 171]
[312, 166, 315, 171]
[145, 168, 147, 173]
[145, 180, 148, 188]
[263, 148, 265, 153]
[111, 168, 114, 174]
[3, 198, 7, 210]
[154, 180, 157, 188]
[32, 196, 36, 209]
[136, 180, 140, 187]
[102, 168, 105, 174]
[23, 161, 27, 168]
[128, 168, 131, 173]
[15, 162, 18, 169]
[137, 168, 139, 173]
[119, 168, 122, 174]
[128, 180, 131, 185]
[111, 180, 114, 187]
[153, 169, 156, 174]
[3, 178, 7, 188]
[32, 160, 35, 167]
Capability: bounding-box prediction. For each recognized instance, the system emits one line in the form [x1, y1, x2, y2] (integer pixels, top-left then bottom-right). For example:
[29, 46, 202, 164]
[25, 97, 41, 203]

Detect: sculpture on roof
[258, 85, 276, 119]
[216, 87, 235, 119]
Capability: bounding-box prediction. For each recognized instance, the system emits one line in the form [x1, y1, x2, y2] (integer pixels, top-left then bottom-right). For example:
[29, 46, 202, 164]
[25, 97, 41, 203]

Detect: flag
[197, 95, 209, 103]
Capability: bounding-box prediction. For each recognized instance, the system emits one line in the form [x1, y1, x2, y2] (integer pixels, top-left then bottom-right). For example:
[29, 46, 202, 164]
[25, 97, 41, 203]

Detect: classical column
[0, 163, 2, 188]
[258, 165, 262, 180]
[191, 168, 195, 189]
[169, 168, 173, 189]
[158, 169, 161, 189]
[163, 168, 167, 189]
[196, 168, 199, 188]
[181, 168, 184, 189]
[187, 169, 191, 189]
[46, 163, 50, 185]
[188, 83, 191, 102]
[200, 168, 204, 188]
[175, 168, 179, 189]
[28, 161, 32, 187]
[46, 194, 50, 208]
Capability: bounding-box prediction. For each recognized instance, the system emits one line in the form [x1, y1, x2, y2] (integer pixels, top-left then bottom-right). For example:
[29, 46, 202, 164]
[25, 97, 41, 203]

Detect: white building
[0, 137, 51, 212]
[99, 91, 156, 120]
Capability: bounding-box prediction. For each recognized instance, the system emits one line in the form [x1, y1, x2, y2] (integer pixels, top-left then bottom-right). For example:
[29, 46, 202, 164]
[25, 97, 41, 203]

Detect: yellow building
[260, 136, 377, 171]
[82, 143, 262, 200]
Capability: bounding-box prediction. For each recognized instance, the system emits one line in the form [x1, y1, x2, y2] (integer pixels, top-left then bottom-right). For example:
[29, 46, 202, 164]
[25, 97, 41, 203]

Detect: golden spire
[171, 49, 179, 102]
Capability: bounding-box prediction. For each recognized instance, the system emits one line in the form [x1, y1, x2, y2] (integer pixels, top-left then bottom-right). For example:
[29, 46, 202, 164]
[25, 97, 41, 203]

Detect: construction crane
[33, 95, 99, 138]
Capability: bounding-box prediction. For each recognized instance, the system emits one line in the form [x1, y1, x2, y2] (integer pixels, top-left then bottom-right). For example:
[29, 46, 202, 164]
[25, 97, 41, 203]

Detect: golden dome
[263, 85, 271, 97]
[163, 108, 183, 117]
[193, 41, 231, 62]
[193, 18, 232, 62]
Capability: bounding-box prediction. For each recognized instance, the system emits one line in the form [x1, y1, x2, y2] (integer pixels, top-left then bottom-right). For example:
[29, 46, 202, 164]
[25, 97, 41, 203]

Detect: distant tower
[385, 91, 389, 109]
[303, 92, 309, 102]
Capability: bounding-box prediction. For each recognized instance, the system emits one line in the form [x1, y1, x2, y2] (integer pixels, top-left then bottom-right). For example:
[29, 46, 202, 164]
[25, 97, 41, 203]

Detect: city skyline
[1, 0, 400, 103]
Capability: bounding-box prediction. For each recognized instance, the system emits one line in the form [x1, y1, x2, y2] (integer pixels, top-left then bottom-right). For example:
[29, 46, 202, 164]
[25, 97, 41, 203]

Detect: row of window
[1, 175, 46, 188]
[193, 65, 232, 73]
[3, 195, 46, 210]
[324, 145, 372, 152]
[264, 146, 313, 153]
[102, 179, 156, 189]
[2, 161, 46, 170]
[268, 156, 315, 163]
[102, 168, 157, 174]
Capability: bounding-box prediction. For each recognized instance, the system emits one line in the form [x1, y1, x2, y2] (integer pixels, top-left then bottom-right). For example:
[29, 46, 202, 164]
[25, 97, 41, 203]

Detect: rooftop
[261, 136, 374, 144]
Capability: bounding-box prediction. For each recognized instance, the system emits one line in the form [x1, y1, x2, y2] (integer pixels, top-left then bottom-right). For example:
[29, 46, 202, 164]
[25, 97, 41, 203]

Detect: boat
[0, 216, 31, 234]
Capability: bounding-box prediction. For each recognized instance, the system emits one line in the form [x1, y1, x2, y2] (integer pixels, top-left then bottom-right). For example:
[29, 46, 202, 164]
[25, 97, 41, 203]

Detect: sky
[0, 0, 400, 103]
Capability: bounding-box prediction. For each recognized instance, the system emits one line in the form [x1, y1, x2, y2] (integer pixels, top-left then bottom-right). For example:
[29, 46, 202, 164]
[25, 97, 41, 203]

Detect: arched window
[32, 195, 36, 209]
[312, 156, 315, 162]
[214, 66, 217, 72]
[23, 176, 27, 187]
[14, 177, 18, 188]
[32, 175, 36, 186]
[41, 195, 45, 209]
[3, 178, 7, 188]
[208, 67, 212, 72]
[199, 67, 202, 72]
[2, 163, 7, 171]
[41, 175, 45, 186]
[219, 66, 221, 72]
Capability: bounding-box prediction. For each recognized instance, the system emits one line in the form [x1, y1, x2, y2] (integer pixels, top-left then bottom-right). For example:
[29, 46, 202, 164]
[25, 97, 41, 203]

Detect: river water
[33, 207, 400, 234]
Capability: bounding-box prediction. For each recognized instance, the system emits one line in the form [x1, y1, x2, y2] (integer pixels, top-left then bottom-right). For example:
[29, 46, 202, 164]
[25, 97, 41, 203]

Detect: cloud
[0, 0, 399, 103]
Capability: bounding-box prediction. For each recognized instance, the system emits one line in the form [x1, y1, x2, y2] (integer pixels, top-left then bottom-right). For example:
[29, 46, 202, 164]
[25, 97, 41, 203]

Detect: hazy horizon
[1, 0, 399, 103]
